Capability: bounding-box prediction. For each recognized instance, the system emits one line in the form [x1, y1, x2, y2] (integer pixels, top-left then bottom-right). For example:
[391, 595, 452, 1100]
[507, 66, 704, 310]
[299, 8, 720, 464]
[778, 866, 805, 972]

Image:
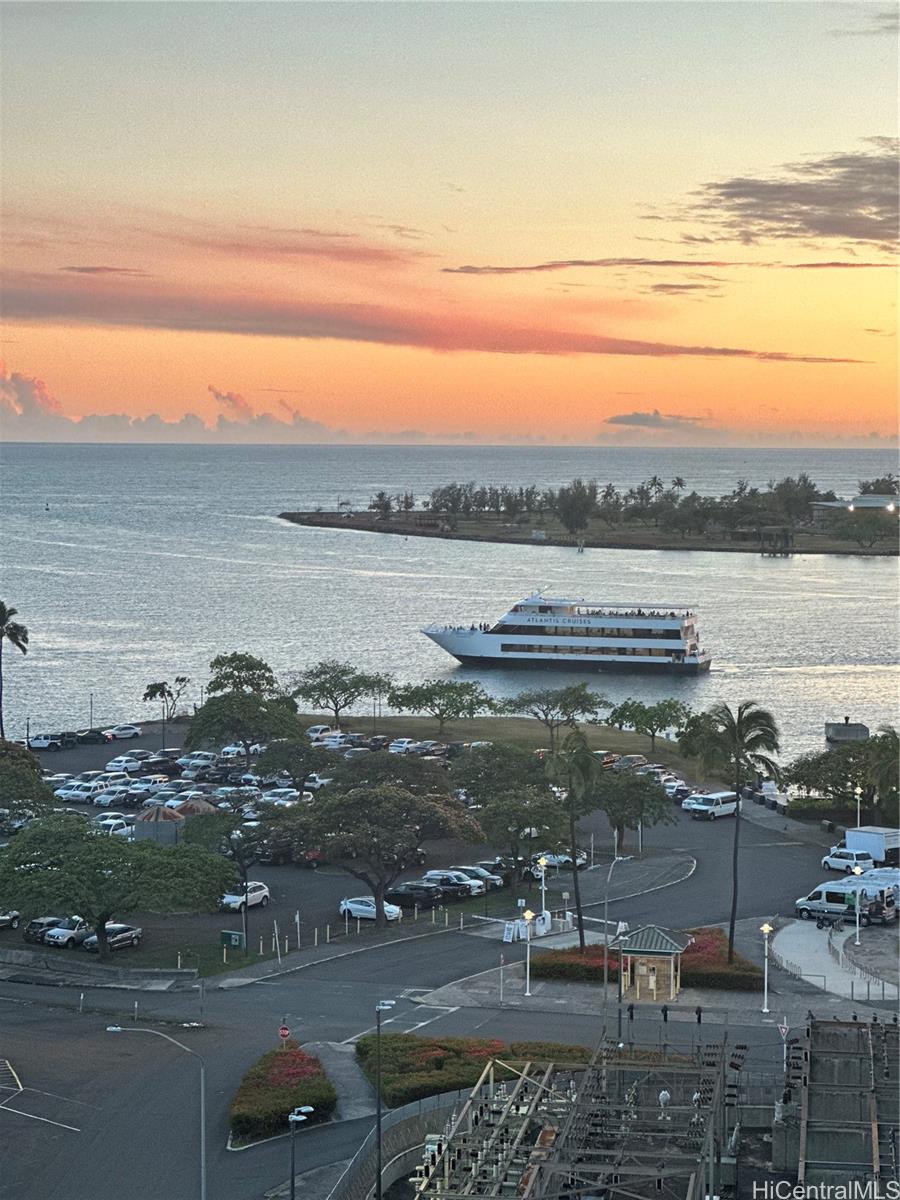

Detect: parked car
[821, 848, 877, 874]
[91, 810, 129, 825]
[94, 819, 133, 838]
[450, 865, 504, 890]
[28, 733, 73, 751]
[530, 850, 587, 872]
[43, 772, 73, 787]
[305, 725, 336, 740]
[107, 750, 154, 771]
[262, 788, 301, 805]
[76, 728, 113, 744]
[422, 870, 485, 897]
[220, 881, 270, 911]
[176, 750, 218, 769]
[388, 738, 419, 755]
[23, 916, 65, 944]
[367, 736, 391, 751]
[383, 883, 444, 909]
[103, 725, 143, 739]
[339, 896, 401, 922]
[410, 740, 444, 756]
[343, 747, 372, 761]
[614, 755, 648, 772]
[44, 917, 91, 948]
[304, 773, 334, 791]
[0, 907, 22, 930]
[54, 781, 91, 800]
[83, 924, 143, 952]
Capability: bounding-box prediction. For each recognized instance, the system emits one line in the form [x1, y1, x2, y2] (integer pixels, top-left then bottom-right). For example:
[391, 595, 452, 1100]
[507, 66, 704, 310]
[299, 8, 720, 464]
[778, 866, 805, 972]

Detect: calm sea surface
[2, 443, 897, 758]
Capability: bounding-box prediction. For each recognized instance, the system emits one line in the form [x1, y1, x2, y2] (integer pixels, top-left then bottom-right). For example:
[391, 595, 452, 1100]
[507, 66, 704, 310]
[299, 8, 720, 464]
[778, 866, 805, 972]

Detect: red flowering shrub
[230, 1040, 338, 1141]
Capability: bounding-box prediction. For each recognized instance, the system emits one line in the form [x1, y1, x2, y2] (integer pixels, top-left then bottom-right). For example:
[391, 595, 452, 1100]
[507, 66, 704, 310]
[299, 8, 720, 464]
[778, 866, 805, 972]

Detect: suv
[384, 882, 444, 909]
[23, 916, 66, 944]
[28, 733, 71, 751]
[422, 870, 485, 897]
[821, 848, 876, 874]
[450, 865, 504, 890]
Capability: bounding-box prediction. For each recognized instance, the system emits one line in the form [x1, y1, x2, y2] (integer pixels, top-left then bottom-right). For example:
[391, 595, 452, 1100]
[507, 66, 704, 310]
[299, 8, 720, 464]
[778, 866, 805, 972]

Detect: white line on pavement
[0, 1099, 81, 1132]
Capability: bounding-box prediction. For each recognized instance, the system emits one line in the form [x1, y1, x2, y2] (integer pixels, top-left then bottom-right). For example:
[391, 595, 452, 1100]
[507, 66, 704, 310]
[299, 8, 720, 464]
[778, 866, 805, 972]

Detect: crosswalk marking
[0, 1059, 23, 1094]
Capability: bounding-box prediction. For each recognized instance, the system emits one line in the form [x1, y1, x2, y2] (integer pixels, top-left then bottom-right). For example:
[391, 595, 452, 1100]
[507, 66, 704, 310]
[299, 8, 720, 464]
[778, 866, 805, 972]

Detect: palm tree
[0, 602, 29, 740]
[868, 726, 899, 809]
[546, 730, 598, 953]
[690, 702, 780, 962]
[671, 476, 686, 493]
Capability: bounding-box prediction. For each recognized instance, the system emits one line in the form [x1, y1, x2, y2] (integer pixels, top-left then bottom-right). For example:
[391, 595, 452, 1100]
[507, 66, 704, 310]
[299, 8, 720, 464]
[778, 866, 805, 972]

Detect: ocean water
[2, 442, 897, 759]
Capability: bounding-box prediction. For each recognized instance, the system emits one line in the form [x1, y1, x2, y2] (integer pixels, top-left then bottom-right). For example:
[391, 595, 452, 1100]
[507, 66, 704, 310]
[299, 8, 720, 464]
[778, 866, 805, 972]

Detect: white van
[795, 878, 897, 925]
[686, 791, 738, 820]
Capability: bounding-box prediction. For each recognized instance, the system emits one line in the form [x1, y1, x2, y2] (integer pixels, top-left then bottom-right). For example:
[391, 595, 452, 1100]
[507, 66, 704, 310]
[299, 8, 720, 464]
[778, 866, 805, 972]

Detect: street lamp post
[537, 857, 548, 916]
[107, 1026, 206, 1200]
[852, 866, 864, 946]
[89, 692, 93, 728]
[523, 909, 535, 996]
[602, 856, 632, 1039]
[760, 923, 773, 1014]
[374, 1000, 396, 1200]
[289, 1106, 314, 1200]
[854, 785, 863, 829]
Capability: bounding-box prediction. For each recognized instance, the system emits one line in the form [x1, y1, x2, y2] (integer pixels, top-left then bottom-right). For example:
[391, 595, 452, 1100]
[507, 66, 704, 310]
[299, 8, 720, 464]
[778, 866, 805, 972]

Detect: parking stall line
[0, 1059, 23, 1093]
[0, 1099, 81, 1133]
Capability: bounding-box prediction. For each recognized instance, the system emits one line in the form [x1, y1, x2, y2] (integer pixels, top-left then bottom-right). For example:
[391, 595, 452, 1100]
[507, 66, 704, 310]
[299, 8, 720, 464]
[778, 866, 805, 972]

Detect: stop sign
[279, 1025, 290, 1040]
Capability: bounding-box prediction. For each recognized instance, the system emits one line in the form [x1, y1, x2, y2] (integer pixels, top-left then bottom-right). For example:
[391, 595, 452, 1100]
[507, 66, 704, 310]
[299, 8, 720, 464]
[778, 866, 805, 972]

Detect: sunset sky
[1, 1, 897, 445]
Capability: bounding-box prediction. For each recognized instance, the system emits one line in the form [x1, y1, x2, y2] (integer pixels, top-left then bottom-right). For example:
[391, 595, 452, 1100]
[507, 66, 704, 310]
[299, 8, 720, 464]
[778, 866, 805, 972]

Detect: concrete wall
[0, 946, 196, 983]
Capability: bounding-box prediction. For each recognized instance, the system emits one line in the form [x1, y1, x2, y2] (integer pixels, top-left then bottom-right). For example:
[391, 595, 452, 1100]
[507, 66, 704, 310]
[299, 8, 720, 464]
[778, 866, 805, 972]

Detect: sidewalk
[771, 918, 899, 1002]
[740, 800, 835, 850]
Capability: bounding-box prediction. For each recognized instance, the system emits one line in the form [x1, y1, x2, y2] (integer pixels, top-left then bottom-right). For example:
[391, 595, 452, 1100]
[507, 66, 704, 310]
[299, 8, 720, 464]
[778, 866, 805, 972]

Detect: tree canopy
[208, 652, 279, 697]
[0, 739, 53, 812]
[477, 786, 569, 876]
[329, 750, 453, 795]
[143, 677, 191, 720]
[291, 660, 384, 729]
[0, 601, 29, 741]
[186, 693, 299, 763]
[0, 815, 234, 958]
[504, 684, 606, 749]
[388, 679, 493, 733]
[450, 743, 548, 806]
[301, 784, 480, 924]
[594, 770, 674, 851]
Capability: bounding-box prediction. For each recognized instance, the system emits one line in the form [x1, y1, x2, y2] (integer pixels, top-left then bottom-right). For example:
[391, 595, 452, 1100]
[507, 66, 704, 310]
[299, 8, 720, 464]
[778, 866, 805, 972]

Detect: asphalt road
[0, 930, 793, 1200]
[4, 733, 836, 1200]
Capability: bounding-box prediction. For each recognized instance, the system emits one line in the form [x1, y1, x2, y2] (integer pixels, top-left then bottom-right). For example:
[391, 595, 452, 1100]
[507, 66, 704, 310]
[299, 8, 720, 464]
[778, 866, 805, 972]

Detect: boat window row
[493, 624, 683, 639]
[500, 643, 678, 659]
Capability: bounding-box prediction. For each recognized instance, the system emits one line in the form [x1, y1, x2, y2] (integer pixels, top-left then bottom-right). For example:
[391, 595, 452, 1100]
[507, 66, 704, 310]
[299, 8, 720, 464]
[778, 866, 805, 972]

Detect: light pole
[89, 692, 94, 728]
[602, 856, 632, 1038]
[374, 999, 396, 1200]
[161, 701, 167, 751]
[852, 865, 864, 946]
[760, 923, 773, 1014]
[523, 909, 535, 996]
[107, 1026, 206, 1200]
[854, 785, 863, 829]
[289, 1106, 314, 1200]
[537, 857, 548, 916]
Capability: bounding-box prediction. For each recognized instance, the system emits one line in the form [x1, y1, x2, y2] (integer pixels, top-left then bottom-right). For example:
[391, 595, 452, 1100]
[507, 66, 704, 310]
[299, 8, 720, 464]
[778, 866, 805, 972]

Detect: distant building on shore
[811, 494, 898, 524]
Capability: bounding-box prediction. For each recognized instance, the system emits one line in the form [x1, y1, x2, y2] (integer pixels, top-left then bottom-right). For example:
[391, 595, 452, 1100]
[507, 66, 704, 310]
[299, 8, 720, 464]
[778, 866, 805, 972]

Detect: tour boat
[422, 593, 712, 674]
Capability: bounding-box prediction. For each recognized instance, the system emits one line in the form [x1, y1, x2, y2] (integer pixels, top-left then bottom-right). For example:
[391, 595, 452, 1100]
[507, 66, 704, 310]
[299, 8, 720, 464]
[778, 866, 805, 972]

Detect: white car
[176, 750, 218, 769]
[529, 850, 587, 871]
[92, 810, 128, 824]
[106, 753, 152, 772]
[43, 773, 73, 787]
[219, 745, 246, 760]
[125, 775, 171, 799]
[28, 734, 67, 750]
[95, 819, 133, 839]
[262, 788, 301, 805]
[306, 725, 336, 740]
[821, 848, 877, 874]
[103, 725, 142, 740]
[220, 881, 270, 911]
[95, 786, 133, 807]
[339, 897, 401, 922]
[54, 781, 91, 800]
[388, 738, 419, 754]
[304, 773, 333, 790]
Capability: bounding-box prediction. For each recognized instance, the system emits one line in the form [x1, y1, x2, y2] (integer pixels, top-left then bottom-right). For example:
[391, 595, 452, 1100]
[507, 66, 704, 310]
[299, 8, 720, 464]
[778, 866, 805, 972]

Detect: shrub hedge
[355, 1035, 591, 1107]
[530, 926, 763, 992]
[230, 1040, 338, 1141]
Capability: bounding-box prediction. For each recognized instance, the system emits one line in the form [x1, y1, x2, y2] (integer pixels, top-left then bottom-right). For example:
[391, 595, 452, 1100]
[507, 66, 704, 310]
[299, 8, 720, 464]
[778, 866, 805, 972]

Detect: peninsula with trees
[279, 473, 898, 556]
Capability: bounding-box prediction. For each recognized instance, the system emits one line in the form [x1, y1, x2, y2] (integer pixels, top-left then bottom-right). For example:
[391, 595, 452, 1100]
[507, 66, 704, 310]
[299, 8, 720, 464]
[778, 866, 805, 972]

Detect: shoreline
[277, 511, 897, 557]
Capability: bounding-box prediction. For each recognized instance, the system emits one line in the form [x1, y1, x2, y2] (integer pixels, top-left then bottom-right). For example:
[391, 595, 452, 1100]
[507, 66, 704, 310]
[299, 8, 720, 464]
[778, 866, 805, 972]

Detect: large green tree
[291, 660, 383, 729]
[504, 684, 605, 750]
[302, 784, 480, 925]
[330, 750, 453, 795]
[0, 602, 28, 741]
[208, 652, 278, 697]
[630, 699, 692, 752]
[183, 808, 271, 951]
[388, 679, 493, 734]
[477, 786, 569, 879]
[255, 739, 320, 789]
[682, 701, 780, 962]
[554, 479, 597, 536]
[450, 743, 548, 806]
[186, 694, 299, 765]
[595, 769, 673, 852]
[0, 740, 53, 814]
[0, 815, 235, 959]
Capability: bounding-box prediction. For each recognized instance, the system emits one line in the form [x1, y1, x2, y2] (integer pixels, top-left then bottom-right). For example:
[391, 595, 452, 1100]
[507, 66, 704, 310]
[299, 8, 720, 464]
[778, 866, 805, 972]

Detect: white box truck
[834, 826, 900, 866]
